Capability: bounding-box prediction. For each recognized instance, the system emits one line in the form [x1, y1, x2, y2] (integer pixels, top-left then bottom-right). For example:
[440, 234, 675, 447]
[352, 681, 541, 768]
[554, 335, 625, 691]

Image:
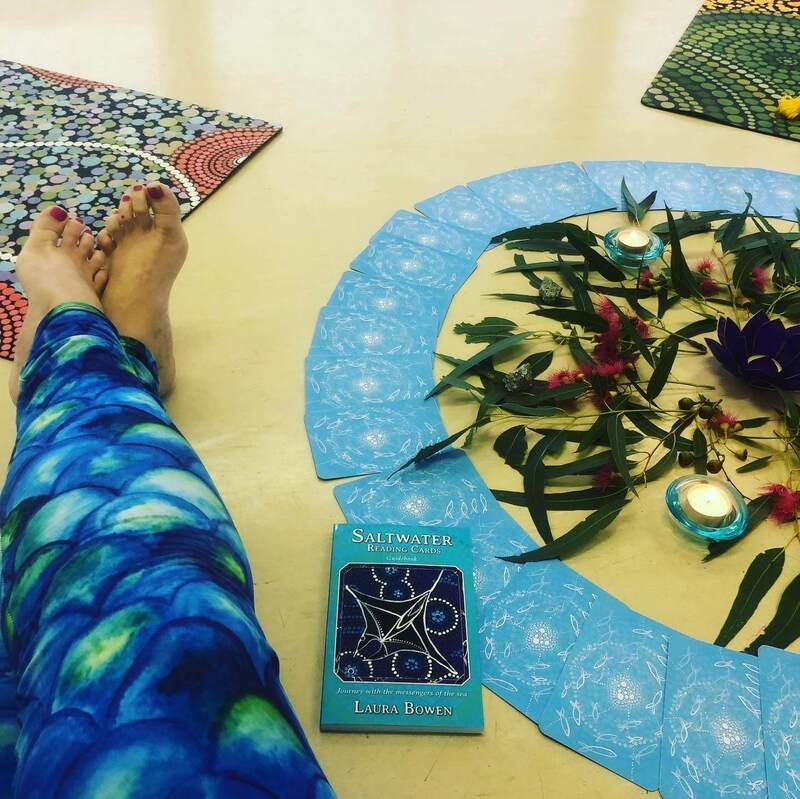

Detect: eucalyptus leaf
[522, 430, 569, 544]
[745, 572, 800, 654]
[736, 455, 772, 474]
[607, 414, 636, 495]
[499, 498, 629, 563]
[544, 450, 615, 478]
[559, 261, 593, 313]
[669, 318, 717, 351]
[714, 547, 785, 647]
[493, 222, 596, 246]
[492, 487, 620, 510]
[621, 178, 657, 223]
[516, 350, 554, 376]
[497, 259, 564, 274]
[568, 332, 595, 366]
[565, 232, 626, 281]
[666, 206, 701, 299]
[635, 437, 677, 483]
[391, 418, 490, 475]
[488, 292, 540, 304]
[738, 417, 771, 429]
[704, 494, 775, 562]
[454, 317, 518, 344]
[428, 332, 531, 398]
[647, 337, 679, 400]
[494, 425, 528, 467]
[717, 192, 752, 253]
[693, 428, 707, 474]
[530, 308, 609, 333]
[513, 238, 579, 255]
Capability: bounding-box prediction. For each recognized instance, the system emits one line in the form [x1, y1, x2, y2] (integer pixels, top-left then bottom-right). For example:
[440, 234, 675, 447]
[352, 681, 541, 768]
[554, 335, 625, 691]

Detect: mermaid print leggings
[0, 303, 334, 798]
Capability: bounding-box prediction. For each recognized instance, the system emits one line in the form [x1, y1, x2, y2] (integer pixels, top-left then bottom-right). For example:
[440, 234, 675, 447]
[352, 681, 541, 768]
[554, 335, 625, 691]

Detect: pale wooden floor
[1, 2, 797, 797]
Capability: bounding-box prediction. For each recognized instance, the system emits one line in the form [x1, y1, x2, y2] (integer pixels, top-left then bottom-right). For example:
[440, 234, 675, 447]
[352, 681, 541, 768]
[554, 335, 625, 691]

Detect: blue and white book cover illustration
[320, 523, 484, 733]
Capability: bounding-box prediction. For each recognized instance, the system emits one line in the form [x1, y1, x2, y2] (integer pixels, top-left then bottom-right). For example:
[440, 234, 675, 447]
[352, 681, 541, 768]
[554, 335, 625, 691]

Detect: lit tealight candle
[616, 226, 650, 253]
[684, 483, 734, 527]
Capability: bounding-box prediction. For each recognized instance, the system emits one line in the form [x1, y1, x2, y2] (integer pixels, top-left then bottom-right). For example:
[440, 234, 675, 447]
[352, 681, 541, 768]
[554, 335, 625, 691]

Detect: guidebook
[320, 523, 483, 733]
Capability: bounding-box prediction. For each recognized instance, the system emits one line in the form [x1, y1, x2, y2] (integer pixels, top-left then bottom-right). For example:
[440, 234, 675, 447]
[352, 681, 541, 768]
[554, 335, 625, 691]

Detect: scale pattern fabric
[0, 304, 332, 799]
[642, 0, 800, 142]
[0, 60, 281, 359]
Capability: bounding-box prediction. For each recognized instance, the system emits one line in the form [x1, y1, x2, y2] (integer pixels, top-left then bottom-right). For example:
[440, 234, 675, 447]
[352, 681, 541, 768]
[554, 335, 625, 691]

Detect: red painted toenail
[146, 185, 164, 200]
[133, 185, 143, 191]
[49, 207, 67, 221]
[122, 195, 131, 202]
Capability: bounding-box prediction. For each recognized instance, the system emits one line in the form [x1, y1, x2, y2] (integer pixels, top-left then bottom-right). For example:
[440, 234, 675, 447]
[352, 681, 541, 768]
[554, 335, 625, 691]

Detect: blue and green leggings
[0, 304, 333, 798]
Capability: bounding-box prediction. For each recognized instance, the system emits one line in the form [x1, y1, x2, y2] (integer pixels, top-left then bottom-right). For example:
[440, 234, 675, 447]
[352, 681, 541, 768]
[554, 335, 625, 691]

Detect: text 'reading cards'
[320, 524, 483, 733]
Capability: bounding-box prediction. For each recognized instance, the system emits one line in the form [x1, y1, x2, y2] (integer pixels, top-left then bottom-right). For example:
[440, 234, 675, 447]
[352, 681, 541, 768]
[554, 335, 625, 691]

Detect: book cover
[320, 523, 484, 733]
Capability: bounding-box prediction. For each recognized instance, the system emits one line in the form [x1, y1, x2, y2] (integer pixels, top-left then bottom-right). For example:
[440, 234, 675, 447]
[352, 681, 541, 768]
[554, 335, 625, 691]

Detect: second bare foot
[98, 182, 187, 395]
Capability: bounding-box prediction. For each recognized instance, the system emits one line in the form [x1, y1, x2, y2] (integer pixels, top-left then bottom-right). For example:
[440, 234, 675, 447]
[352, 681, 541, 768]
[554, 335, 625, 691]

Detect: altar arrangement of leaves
[405, 183, 800, 652]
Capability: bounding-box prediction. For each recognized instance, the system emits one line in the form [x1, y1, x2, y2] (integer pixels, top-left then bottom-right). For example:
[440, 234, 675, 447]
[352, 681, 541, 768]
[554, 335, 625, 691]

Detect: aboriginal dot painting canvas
[642, 0, 800, 143]
[0, 59, 282, 359]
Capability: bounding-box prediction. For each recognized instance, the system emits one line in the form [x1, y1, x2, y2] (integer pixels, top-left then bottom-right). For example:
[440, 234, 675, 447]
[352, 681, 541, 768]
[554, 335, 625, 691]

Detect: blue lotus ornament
[705, 311, 800, 391]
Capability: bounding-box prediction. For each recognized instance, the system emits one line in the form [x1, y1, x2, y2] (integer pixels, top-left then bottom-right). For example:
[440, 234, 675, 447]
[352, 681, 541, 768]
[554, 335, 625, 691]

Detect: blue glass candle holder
[603, 226, 664, 272]
[665, 476, 749, 541]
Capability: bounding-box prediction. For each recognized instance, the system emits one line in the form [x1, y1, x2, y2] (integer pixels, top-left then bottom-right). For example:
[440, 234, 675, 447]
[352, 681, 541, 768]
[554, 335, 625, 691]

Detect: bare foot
[97, 182, 187, 395]
[9, 207, 107, 403]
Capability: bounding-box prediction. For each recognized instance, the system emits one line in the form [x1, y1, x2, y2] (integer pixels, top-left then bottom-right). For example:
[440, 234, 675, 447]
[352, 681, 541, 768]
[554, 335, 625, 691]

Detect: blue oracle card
[320, 524, 483, 733]
[350, 233, 475, 293]
[705, 166, 770, 214]
[373, 209, 490, 260]
[309, 306, 438, 357]
[467, 169, 553, 225]
[645, 161, 722, 212]
[514, 161, 615, 219]
[758, 645, 800, 799]
[758, 170, 800, 219]
[660, 634, 767, 799]
[480, 559, 598, 723]
[305, 354, 434, 409]
[415, 184, 526, 237]
[334, 448, 601, 722]
[305, 400, 446, 479]
[326, 272, 451, 322]
[581, 160, 652, 211]
[538, 594, 670, 790]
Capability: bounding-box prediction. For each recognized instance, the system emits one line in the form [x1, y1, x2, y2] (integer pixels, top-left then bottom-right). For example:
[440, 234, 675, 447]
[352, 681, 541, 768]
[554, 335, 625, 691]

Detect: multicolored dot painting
[0, 59, 282, 359]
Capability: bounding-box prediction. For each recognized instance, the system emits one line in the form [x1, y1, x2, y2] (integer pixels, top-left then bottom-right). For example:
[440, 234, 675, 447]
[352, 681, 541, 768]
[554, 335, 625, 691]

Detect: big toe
[145, 182, 182, 227]
[28, 206, 70, 245]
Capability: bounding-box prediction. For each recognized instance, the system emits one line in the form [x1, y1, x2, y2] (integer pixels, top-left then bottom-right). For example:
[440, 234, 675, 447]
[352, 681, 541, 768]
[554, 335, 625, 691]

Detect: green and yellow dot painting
[642, 0, 800, 143]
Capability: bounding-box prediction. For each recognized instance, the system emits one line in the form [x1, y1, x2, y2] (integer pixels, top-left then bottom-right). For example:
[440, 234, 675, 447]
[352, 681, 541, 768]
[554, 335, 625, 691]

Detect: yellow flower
[778, 95, 800, 120]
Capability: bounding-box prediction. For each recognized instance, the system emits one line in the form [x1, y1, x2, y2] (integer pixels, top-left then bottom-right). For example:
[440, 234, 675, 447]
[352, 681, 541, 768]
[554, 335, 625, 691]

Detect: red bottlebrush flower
[592, 463, 617, 490]
[596, 297, 620, 328]
[639, 267, 654, 289]
[709, 410, 742, 434]
[594, 359, 626, 378]
[632, 317, 650, 339]
[750, 266, 768, 293]
[593, 330, 621, 363]
[694, 257, 715, 275]
[546, 368, 582, 389]
[699, 277, 718, 297]
[762, 483, 800, 524]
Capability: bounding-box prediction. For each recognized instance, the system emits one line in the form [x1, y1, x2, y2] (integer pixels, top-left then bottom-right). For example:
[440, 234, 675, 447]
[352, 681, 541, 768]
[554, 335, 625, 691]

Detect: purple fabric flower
[706, 312, 800, 391]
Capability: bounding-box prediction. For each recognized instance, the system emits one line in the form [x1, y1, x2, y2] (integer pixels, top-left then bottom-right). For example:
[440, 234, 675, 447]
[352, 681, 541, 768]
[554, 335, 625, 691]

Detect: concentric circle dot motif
[642, 2, 800, 141]
[0, 59, 281, 359]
